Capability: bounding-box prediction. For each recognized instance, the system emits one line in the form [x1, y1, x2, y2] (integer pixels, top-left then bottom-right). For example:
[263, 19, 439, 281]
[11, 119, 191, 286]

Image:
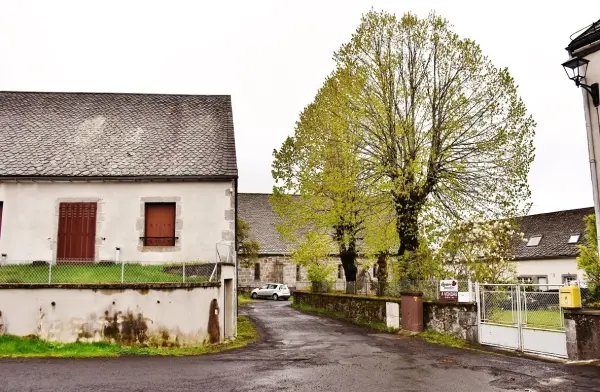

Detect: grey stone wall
[564, 308, 600, 360]
[424, 302, 478, 342]
[293, 291, 478, 343]
[238, 256, 345, 288]
[238, 255, 378, 290]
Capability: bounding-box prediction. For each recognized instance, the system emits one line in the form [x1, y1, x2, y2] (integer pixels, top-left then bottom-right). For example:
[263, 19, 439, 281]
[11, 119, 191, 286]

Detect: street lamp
[562, 57, 600, 107]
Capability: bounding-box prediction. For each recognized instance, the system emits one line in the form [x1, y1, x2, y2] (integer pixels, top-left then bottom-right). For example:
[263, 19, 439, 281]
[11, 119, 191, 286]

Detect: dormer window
[526, 235, 542, 247]
[568, 234, 580, 244]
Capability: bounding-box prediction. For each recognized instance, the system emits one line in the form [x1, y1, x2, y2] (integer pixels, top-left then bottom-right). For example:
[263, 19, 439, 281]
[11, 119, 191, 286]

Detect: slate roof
[0, 92, 237, 179]
[238, 192, 595, 260]
[566, 19, 600, 54]
[513, 207, 594, 260]
[238, 193, 290, 255]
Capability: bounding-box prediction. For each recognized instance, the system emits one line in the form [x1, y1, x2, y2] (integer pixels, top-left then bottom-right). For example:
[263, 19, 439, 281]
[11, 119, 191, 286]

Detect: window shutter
[145, 203, 176, 246]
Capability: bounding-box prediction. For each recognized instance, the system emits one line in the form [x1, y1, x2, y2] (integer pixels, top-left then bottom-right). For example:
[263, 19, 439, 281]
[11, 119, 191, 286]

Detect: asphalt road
[1, 300, 599, 392]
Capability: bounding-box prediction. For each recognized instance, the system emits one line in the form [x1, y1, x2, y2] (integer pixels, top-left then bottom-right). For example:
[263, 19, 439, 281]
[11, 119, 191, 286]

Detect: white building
[513, 207, 591, 286]
[0, 92, 238, 265]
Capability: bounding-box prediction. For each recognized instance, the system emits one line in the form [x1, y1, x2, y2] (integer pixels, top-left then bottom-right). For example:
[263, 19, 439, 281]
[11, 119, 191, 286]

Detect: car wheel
[272, 294, 279, 301]
[251, 293, 258, 299]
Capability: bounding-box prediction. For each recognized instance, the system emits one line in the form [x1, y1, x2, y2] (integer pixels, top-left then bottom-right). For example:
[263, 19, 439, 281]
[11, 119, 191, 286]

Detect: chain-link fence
[479, 284, 564, 330]
[298, 279, 472, 300]
[0, 260, 222, 284]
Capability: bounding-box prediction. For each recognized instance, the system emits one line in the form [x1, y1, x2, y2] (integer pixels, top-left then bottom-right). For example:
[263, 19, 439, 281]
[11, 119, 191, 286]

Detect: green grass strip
[0, 315, 257, 358]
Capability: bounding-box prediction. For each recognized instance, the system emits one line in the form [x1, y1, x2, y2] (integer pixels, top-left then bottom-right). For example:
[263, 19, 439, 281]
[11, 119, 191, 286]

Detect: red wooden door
[56, 202, 97, 262]
[145, 203, 175, 246]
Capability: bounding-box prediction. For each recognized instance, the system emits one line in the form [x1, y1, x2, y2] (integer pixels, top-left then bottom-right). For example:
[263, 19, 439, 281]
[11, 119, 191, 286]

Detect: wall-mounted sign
[439, 279, 458, 302]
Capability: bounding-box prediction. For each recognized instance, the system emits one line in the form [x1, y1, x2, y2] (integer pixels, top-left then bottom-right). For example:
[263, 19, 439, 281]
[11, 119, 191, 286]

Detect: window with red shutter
[56, 202, 97, 262]
[144, 203, 176, 246]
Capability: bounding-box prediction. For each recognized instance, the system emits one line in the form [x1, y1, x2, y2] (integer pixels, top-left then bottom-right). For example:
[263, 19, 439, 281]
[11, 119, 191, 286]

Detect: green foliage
[334, 9, 535, 260]
[237, 294, 257, 306]
[290, 231, 336, 286]
[437, 220, 517, 282]
[307, 264, 336, 285]
[0, 316, 258, 358]
[273, 9, 535, 278]
[577, 214, 600, 297]
[271, 69, 372, 281]
[237, 218, 260, 267]
[419, 330, 468, 348]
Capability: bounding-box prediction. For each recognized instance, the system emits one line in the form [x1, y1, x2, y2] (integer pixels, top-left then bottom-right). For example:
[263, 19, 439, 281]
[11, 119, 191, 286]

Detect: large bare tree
[334, 11, 535, 267]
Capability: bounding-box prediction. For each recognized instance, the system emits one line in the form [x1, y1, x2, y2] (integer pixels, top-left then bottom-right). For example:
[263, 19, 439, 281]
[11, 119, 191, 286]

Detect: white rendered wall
[0, 181, 235, 264]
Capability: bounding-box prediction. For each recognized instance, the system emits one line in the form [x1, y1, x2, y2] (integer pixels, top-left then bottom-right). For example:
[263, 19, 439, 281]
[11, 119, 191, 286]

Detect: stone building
[237, 193, 377, 290]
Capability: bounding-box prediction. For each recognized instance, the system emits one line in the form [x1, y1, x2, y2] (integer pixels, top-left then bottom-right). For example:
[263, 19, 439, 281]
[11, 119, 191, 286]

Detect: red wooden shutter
[145, 203, 176, 246]
[56, 202, 97, 262]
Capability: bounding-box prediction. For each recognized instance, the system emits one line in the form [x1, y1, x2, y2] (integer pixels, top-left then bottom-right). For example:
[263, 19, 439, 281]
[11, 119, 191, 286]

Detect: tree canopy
[272, 10, 535, 279]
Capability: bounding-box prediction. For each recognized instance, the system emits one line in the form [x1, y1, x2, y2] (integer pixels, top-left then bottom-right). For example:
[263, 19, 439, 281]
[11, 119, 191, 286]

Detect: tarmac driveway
[0, 300, 599, 392]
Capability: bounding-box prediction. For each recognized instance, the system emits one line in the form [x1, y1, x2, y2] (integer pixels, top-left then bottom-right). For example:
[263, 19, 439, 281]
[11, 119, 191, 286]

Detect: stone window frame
[254, 262, 261, 280]
[52, 197, 104, 262]
[137, 197, 182, 253]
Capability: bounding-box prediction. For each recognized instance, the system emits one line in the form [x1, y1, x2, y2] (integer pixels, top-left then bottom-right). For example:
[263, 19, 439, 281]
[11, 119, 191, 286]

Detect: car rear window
[281, 285, 288, 290]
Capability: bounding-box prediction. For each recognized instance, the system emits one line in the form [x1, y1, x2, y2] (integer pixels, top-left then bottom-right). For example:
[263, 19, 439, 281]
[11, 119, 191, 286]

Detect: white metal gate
[476, 283, 567, 358]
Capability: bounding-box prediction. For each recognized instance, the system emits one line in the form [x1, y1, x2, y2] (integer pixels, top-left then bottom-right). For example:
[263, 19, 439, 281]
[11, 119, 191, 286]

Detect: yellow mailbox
[559, 286, 582, 309]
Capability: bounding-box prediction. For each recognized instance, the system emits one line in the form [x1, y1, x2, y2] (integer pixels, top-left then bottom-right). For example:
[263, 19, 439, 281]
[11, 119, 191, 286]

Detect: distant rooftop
[238, 193, 594, 260]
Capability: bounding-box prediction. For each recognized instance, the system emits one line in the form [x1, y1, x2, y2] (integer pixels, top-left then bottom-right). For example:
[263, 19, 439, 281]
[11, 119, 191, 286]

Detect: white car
[250, 283, 290, 301]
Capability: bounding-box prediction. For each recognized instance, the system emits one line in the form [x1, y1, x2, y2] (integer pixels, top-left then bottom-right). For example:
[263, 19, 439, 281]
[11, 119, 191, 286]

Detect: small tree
[577, 214, 600, 300]
[237, 218, 260, 268]
[272, 70, 369, 282]
[438, 220, 517, 283]
[290, 231, 335, 292]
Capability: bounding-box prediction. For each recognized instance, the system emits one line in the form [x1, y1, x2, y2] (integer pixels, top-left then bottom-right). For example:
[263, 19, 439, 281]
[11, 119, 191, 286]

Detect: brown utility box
[401, 291, 424, 332]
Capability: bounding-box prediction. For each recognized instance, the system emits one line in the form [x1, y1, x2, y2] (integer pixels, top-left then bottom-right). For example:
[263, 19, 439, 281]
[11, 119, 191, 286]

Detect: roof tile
[0, 92, 237, 178]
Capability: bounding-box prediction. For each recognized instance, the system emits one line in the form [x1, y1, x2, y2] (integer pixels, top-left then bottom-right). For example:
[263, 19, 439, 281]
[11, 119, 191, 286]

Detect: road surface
[1, 300, 599, 391]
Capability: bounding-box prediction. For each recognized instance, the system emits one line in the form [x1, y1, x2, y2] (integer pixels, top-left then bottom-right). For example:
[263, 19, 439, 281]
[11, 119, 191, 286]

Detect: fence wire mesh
[479, 284, 564, 331]
[300, 279, 472, 300]
[0, 260, 221, 284]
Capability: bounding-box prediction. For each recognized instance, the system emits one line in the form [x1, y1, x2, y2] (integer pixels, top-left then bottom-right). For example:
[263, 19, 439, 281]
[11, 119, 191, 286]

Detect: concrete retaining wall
[564, 308, 600, 360]
[0, 265, 237, 346]
[293, 291, 477, 342]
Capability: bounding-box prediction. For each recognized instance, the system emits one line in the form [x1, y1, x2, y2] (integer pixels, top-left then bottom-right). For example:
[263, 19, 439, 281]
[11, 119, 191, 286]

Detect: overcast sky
[0, 0, 598, 214]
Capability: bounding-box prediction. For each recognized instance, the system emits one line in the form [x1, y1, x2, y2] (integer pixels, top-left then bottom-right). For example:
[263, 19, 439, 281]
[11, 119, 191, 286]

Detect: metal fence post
[183, 261, 186, 283]
[48, 262, 52, 284]
[121, 260, 125, 284]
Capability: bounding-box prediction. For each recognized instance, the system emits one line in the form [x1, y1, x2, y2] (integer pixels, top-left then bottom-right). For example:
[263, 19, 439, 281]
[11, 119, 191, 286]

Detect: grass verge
[0, 264, 210, 284]
[238, 294, 257, 306]
[418, 329, 469, 349]
[292, 302, 473, 349]
[291, 302, 398, 333]
[0, 315, 258, 358]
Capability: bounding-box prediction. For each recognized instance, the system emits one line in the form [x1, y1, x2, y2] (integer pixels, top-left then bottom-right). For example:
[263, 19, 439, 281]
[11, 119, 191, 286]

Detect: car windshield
[260, 285, 268, 289]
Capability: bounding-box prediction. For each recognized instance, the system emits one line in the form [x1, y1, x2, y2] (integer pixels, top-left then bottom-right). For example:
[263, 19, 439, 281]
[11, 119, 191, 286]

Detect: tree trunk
[375, 252, 388, 296]
[395, 198, 422, 280]
[340, 248, 358, 282]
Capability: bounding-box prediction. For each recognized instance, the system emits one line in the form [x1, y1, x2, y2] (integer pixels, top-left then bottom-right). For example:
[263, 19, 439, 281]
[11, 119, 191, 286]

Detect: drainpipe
[581, 80, 600, 257]
[234, 178, 239, 324]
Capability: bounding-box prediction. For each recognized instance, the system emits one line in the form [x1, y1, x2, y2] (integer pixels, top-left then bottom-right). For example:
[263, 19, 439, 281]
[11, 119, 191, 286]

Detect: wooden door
[145, 203, 175, 246]
[56, 202, 97, 262]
